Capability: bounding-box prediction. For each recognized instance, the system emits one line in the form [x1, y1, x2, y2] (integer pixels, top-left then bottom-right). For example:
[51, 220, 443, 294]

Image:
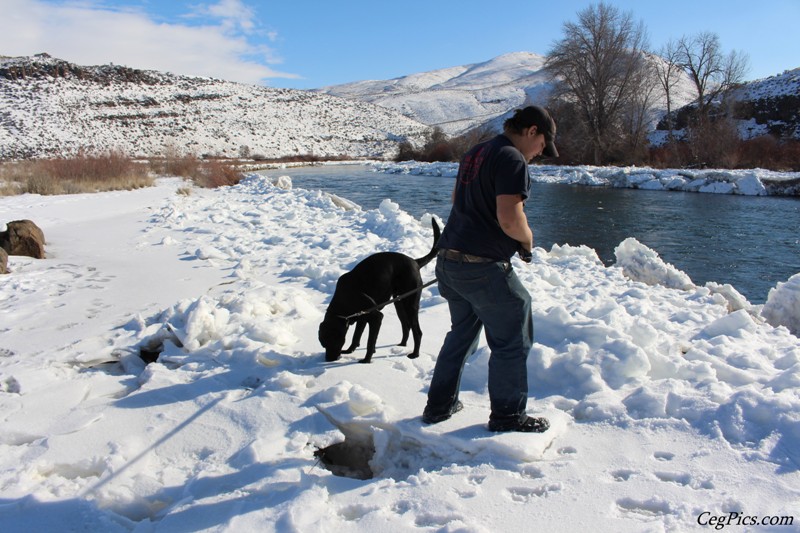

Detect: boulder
[0, 220, 46, 259]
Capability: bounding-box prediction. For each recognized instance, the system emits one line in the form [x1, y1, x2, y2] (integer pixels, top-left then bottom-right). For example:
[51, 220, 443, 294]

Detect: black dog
[319, 218, 441, 364]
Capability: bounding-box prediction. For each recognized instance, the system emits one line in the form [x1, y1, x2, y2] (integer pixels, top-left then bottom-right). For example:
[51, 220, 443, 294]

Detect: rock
[0, 220, 46, 259]
[0, 248, 7, 274]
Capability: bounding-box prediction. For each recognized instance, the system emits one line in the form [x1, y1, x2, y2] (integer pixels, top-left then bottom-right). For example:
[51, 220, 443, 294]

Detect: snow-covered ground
[0, 54, 431, 160]
[1, 171, 799, 532]
[372, 161, 800, 196]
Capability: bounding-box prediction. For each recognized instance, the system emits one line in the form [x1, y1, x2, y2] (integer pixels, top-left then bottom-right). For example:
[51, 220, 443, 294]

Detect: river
[258, 164, 800, 305]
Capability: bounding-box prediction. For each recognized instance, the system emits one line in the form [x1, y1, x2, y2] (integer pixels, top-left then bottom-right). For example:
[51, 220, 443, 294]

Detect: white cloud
[0, 0, 300, 85]
[194, 0, 256, 33]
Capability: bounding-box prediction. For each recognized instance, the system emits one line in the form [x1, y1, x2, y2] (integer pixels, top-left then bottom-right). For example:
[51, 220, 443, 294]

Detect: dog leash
[340, 278, 438, 321]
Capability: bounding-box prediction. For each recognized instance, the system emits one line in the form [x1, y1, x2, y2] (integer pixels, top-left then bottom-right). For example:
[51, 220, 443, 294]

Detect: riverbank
[373, 161, 800, 196]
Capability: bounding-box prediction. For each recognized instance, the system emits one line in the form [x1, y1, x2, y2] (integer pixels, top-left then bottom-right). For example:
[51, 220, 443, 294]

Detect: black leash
[340, 278, 438, 321]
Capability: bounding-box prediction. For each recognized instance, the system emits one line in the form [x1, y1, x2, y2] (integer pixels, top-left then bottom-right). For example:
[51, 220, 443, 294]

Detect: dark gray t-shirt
[438, 135, 531, 261]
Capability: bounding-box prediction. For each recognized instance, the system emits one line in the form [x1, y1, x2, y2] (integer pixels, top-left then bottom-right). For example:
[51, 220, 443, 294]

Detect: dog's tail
[415, 217, 441, 268]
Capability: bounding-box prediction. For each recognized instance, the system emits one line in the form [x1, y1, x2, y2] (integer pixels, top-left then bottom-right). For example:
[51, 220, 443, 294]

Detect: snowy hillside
[0, 54, 431, 160]
[319, 51, 698, 138]
[729, 68, 800, 140]
[652, 68, 800, 143]
[319, 52, 557, 137]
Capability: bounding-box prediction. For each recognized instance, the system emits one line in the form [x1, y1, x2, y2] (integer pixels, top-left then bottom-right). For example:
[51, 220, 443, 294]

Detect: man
[422, 105, 558, 432]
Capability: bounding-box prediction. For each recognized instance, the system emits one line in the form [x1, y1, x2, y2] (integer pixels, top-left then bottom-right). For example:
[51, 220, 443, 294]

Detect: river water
[259, 164, 800, 304]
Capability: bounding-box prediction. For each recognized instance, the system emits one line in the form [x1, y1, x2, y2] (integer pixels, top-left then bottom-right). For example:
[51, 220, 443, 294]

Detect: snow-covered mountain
[319, 52, 702, 138]
[721, 68, 800, 139]
[654, 68, 800, 142]
[321, 51, 800, 145]
[0, 54, 432, 160]
[3, 52, 795, 162]
[318, 52, 557, 137]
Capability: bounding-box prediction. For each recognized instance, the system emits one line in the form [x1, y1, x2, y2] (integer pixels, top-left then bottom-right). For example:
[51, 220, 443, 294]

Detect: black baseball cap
[510, 106, 559, 158]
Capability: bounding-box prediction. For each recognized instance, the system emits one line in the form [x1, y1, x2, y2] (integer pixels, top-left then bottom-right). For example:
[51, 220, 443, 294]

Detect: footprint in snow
[655, 471, 715, 490]
[610, 469, 638, 482]
[520, 465, 545, 479]
[506, 483, 562, 502]
[616, 496, 673, 518]
[2, 376, 21, 394]
[338, 504, 380, 521]
[0, 348, 16, 358]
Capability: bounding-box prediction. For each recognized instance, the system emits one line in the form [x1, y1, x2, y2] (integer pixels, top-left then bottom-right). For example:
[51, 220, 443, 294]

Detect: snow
[614, 238, 694, 290]
[372, 160, 800, 196]
[319, 53, 558, 136]
[763, 274, 800, 336]
[0, 55, 431, 160]
[1, 169, 799, 532]
[320, 52, 698, 138]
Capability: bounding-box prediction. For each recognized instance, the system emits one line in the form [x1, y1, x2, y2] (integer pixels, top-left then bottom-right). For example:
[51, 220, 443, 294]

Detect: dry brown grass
[2, 150, 256, 196]
[193, 160, 243, 188]
[149, 150, 243, 188]
[149, 153, 201, 177]
[0, 151, 152, 196]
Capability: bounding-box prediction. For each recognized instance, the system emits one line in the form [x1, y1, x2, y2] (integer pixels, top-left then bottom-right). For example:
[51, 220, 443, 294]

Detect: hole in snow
[137, 325, 184, 365]
[314, 435, 375, 480]
[139, 342, 163, 364]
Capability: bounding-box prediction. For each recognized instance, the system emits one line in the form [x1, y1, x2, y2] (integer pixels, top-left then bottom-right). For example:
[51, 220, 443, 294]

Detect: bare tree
[676, 31, 749, 120]
[545, 2, 650, 164]
[654, 39, 683, 141]
[620, 57, 660, 162]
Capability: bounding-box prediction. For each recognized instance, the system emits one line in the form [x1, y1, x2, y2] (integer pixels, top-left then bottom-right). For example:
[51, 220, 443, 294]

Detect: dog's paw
[358, 358, 372, 364]
[407, 353, 420, 360]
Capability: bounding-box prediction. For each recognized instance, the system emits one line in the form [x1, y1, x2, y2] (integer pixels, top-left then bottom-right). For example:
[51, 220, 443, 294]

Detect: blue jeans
[426, 254, 533, 422]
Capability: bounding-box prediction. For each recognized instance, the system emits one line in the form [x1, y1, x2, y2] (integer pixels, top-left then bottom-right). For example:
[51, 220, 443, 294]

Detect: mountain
[319, 52, 700, 139]
[321, 52, 800, 146]
[3, 52, 796, 162]
[735, 68, 800, 138]
[654, 67, 800, 141]
[0, 53, 431, 160]
[318, 52, 557, 137]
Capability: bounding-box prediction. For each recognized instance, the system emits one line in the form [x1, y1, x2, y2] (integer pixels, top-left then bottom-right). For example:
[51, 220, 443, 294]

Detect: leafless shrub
[41, 150, 136, 182]
[685, 117, 742, 168]
[150, 152, 200, 177]
[193, 160, 243, 188]
[648, 135, 800, 170]
[736, 135, 782, 170]
[0, 151, 152, 196]
[395, 127, 460, 162]
[251, 153, 351, 164]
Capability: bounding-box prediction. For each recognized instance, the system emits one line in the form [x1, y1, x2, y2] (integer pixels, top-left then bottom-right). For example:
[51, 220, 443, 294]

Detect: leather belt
[439, 249, 495, 263]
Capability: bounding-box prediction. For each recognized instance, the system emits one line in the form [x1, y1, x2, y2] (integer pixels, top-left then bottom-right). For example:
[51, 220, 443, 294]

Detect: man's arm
[497, 194, 533, 251]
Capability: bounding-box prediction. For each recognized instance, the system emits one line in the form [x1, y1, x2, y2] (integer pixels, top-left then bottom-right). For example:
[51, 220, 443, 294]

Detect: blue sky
[2, 0, 798, 89]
